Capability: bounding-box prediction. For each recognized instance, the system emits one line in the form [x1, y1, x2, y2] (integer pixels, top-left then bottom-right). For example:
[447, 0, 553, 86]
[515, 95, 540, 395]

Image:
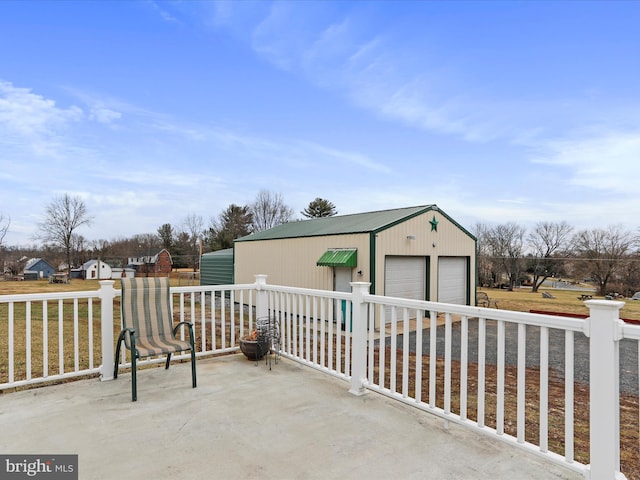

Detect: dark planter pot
[239, 337, 269, 361]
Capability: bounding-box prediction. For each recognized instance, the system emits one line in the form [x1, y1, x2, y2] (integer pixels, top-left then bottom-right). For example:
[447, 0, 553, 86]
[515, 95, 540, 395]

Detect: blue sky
[1, 0, 639, 246]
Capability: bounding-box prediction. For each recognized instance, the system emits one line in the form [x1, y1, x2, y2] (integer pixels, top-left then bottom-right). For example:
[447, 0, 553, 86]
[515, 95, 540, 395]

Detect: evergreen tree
[157, 223, 175, 251]
[301, 198, 337, 218]
[209, 204, 253, 250]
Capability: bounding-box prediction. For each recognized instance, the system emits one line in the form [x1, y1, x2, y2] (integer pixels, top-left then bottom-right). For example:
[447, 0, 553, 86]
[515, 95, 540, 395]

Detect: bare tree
[134, 233, 162, 256]
[0, 213, 9, 248]
[617, 252, 640, 296]
[572, 225, 637, 296]
[527, 221, 574, 292]
[71, 233, 88, 268]
[182, 213, 204, 270]
[88, 238, 113, 262]
[472, 222, 493, 287]
[36, 194, 93, 274]
[250, 190, 294, 232]
[485, 222, 526, 290]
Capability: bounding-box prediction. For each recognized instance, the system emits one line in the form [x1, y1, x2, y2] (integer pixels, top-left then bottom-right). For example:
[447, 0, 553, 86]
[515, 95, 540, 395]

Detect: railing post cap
[350, 282, 371, 295]
[99, 280, 116, 291]
[585, 299, 625, 311]
[254, 274, 268, 290]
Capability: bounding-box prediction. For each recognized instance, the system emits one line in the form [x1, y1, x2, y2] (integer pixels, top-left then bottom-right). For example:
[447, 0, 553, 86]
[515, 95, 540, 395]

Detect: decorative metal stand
[256, 316, 280, 370]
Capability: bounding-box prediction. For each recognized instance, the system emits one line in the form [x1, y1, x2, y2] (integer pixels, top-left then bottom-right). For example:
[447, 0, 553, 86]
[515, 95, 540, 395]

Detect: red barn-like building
[127, 249, 173, 276]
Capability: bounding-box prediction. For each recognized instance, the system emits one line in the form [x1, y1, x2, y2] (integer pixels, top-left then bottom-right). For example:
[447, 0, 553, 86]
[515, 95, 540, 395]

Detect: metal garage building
[200, 248, 234, 285]
[233, 205, 477, 306]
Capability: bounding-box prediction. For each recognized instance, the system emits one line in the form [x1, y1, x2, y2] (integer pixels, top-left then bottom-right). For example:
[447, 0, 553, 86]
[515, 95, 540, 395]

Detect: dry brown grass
[480, 286, 640, 321]
[0, 276, 198, 295]
[0, 278, 106, 295]
[371, 346, 639, 480]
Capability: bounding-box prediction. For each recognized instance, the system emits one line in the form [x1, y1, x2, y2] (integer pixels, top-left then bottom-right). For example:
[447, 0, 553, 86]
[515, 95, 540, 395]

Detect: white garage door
[385, 256, 426, 302]
[438, 257, 467, 305]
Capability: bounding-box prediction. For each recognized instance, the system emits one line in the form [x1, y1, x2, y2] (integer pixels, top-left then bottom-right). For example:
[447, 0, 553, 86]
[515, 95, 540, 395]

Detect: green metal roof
[235, 205, 446, 242]
[201, 248, 234, 258]
[316, 248, 357, 268]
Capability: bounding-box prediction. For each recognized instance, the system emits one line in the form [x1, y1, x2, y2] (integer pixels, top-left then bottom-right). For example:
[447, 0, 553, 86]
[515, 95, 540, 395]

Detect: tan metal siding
[235, 234, 370, 290]
[374, 212, 476, 300]
[235, 210, 476, 301]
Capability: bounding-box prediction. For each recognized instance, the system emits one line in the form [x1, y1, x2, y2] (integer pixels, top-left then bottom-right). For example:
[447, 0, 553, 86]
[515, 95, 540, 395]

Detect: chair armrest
[117, 327, 137, 345]
[116, 327, 138, 357]
[173, 321, 196, 347]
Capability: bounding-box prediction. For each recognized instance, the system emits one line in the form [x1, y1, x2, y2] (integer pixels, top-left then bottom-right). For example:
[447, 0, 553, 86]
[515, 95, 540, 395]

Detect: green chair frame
[114, 277, 197, 401]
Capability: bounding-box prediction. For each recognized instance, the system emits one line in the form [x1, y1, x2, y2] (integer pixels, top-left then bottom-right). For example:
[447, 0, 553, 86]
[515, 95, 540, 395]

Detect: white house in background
[71, 260, 113, 280]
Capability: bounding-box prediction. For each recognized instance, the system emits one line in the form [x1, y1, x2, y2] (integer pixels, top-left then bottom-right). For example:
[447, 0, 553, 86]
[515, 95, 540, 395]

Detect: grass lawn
[479, 285, 640, 321]
[0, 277, 188, 295]
[0, 278, 106, 295]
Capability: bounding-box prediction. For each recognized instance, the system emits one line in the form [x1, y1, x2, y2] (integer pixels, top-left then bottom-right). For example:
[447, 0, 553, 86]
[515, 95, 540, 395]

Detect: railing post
[255, 274, 268, 320]
[584, 299, 627, 480]
[99, 280, 116, 382]
[349, 282, 371, 396]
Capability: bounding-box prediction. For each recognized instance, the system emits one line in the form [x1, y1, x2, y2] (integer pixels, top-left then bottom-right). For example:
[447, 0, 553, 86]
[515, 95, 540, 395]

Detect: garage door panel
[438, 257, 467, 305]
[385, 256, 426, 301]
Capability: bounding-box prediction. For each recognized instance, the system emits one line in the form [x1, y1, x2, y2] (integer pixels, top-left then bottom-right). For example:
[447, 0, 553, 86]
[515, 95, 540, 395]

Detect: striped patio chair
[114, 277, 197, 401]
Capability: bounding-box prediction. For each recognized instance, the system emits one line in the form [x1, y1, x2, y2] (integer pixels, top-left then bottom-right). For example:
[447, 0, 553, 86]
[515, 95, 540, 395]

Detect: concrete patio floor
[0, 354, 582, 480]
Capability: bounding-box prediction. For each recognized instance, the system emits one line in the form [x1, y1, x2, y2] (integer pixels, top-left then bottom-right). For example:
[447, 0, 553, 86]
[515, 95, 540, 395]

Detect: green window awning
[316, 249, 357, 268]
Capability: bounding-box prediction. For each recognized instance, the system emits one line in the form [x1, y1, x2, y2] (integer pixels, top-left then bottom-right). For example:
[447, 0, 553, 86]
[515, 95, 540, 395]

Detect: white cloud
[89, 106, 122, 125]
[131, 119, 388, 175]
[531, 129, 640, 193]
[0, 80, 83, 137]
[299, 141, 391, 174]
[147, 0, 181, 24]
[212, 2, 640, 159]
[9, 80, 384, 179]
[238, 5, 518, 144]
[95, 168, 225, 190]
[62, 87, 155, 128]
[87, 190, 165, 209]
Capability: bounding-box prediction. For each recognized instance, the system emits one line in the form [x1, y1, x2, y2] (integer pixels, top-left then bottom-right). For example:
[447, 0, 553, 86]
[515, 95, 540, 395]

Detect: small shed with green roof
[233, 205, 477, 306]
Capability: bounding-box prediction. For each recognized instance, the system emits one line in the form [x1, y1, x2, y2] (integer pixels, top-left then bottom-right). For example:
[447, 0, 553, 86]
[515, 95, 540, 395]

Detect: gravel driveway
[385, 319, 639, 396]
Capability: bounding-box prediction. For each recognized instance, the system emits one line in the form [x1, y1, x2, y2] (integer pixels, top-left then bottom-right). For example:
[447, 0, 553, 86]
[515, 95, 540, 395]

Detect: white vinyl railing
[360, 294, 591, 473]
[0, 283, 259, 389]
[1, 275, 637, 480]
[260, 281, 353, 380]
[0, 290, 102, 388]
